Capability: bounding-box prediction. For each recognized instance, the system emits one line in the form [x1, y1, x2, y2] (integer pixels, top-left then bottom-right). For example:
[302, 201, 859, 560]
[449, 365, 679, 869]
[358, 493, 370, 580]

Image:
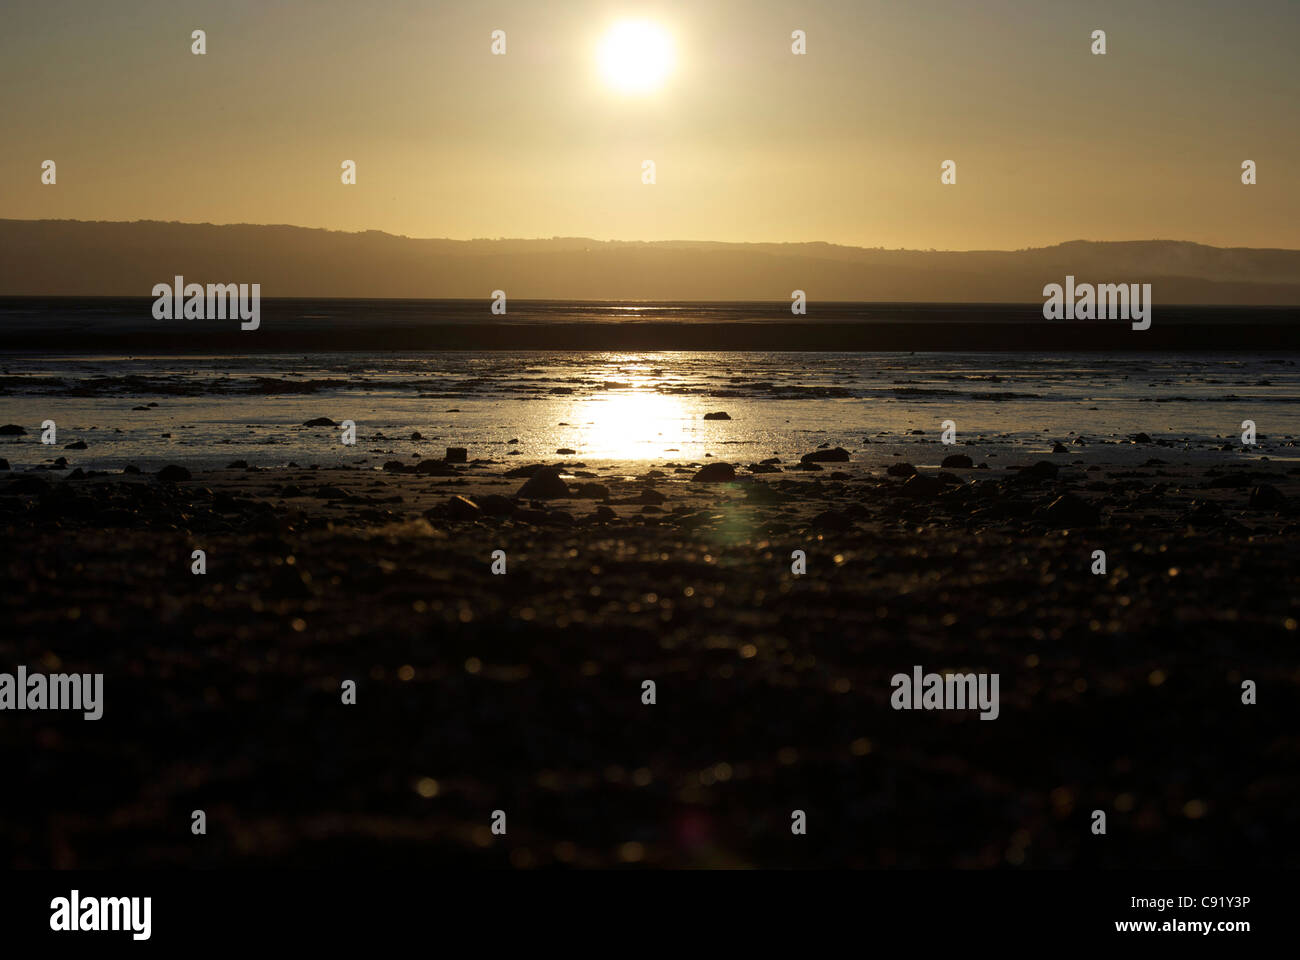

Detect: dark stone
[801, 447, 850, 463]
[593, 505, 617, 521]
[1018, 461, 1059, 480]
[636, 487, 667, 505]
[1249, 484, 1286, 510]
[64, 440, 87, 450]
[227, 460, 249, 469]
[941, 454, 973, 469]
[901, 475, 944, 498]
[572, 482, 610, 500]
[157, 464, 191, 483]
[445, 447, 467, 462]
[477, 494, 517, 516]
[556, 448, 577, 455]
[414, 459, 458, 475]
[123, 464, 141, 475]
[0, 424, 25, 436]
[887, 462, 917, 477]
[382, 460, 410, 473]
[1131, 432, 1153, 443]
[516, 465, 570, 499]
[1051, 442, 1068, 454]
[703, 411, 731, 420]
[811, 509, 853, 530]
[443, 495, 482, 520]
[411, 431, 424, 441]
[691, 462, 736, 482]
[302, 417, 337, 427]
[505, 463, 545, 478]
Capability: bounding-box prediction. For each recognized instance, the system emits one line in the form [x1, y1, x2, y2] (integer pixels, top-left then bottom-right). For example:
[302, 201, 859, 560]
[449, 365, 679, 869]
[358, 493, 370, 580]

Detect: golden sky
[2, 0, 1297, 249]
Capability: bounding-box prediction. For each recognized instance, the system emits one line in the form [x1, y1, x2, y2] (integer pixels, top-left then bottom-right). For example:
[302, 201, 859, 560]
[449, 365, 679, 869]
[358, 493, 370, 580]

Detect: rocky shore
[1, 450, 1297, 868]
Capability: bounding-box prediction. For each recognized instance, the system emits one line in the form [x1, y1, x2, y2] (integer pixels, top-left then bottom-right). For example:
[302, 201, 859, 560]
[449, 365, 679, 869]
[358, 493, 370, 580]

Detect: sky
[2, 0, 1298, 250]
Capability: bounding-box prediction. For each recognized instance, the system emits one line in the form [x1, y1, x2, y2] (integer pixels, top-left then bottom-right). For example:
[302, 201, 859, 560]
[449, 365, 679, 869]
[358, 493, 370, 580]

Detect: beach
[2, 435, 1296, 868]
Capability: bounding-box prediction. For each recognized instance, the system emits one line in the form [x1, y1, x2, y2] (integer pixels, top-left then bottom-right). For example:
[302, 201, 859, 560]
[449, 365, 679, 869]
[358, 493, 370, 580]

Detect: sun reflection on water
[578, 389, 693, 459]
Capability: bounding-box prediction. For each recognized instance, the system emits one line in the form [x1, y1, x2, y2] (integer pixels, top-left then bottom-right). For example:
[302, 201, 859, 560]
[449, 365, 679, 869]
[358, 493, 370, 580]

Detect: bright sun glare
[597, 21, 675, 94]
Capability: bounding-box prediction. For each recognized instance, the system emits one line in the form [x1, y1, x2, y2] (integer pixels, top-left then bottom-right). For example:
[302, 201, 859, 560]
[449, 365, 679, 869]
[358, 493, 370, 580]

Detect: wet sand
[1, 451, 1297, 868]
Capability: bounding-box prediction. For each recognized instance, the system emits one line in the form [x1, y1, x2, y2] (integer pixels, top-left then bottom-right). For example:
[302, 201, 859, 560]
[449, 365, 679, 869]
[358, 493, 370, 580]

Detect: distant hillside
[2, 219, 1299, 303]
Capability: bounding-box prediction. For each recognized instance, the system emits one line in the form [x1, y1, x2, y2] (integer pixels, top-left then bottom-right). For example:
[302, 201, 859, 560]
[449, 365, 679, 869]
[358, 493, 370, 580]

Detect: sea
[1, 349, 1297, 472]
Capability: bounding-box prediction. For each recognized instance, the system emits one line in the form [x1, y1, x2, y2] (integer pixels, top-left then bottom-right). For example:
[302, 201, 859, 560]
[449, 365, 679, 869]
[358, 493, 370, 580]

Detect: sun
[597, 21, 675, 94]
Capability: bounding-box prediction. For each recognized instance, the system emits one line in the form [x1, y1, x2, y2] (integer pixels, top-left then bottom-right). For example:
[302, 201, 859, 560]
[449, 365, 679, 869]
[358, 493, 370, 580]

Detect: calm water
[1, 352, 1297, 471]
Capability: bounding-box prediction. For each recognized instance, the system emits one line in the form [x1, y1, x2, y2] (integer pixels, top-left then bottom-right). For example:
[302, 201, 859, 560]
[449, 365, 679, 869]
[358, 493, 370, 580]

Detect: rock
[64, 440, 87, 450]
[887, 462, 917, 477]
[761, 457, 782, 465]
[748, 462, 781, 474]
[593, 505, 617, 522]
[1040, 493, 1100, 526]
[445, 447, 467, 462]
[507, 438, 519, 444]
[801, 447, 850, 463]
[227, 459, 249, 469]
[410, 431, 424, 441]
[0, 424, 26, 436]
[1051, 443, 1068, 454]
[516, 465, 570, 499]
[123, 464, 141, 475]
[303, 417, 337, 427]
[505, 463, 545, 478]
[157, 464, 191, 483]
[414, 459, 458, 475]
[691, 462, 736, 482]
[477, 494, 517, 516]
[792, 461, 823, 471]
[1017, 461, 1059, 480]
[941, 454, 973, 469]
[901, 475, 944, 498]
[572, 482, 610, 500]
[382, 460, 410, 473]
[703, 411, 732, 420]
[314, 485, 349, 499]
[635, 487, 667, 505]
[811, 509, 853, 530]
[443, 495, 482, 520]
[0, 458, 7, 471]
[1249, 484, 1286, 510]
[1131, 432, 1153, 444]
[556, 448, 577, 455]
